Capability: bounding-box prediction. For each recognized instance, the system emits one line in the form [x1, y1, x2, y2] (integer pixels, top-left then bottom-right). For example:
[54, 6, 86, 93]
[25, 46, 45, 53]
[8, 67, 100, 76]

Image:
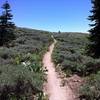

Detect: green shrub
[80, 72, 100, 100]
[0, 27, 53, 99]
[52, 33, 100, 76]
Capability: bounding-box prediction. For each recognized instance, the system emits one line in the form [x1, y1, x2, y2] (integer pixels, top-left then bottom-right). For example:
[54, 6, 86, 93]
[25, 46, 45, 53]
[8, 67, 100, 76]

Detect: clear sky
[0, 0, 92, 32]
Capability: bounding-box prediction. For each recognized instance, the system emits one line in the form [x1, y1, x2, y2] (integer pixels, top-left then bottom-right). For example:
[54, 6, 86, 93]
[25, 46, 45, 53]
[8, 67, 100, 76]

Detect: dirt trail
[43, 36, 75, 100]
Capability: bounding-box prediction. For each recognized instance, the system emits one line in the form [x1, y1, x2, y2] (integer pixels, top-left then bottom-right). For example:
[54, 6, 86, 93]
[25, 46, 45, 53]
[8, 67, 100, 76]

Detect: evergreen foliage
[87, 0, 100, 58]
[0, 1, 15, 46]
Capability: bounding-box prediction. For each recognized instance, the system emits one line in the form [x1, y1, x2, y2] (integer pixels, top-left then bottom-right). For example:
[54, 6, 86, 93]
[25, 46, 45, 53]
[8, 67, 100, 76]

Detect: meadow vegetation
[52, 32, 100, 99]
[0, 27, 53, 99]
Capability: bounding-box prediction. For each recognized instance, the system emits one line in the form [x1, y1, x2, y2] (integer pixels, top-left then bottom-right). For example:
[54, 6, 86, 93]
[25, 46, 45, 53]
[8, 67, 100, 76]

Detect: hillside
[0, 29, 100, 100]
[0, 27, 53, 99]
[52, 32, 100, 99]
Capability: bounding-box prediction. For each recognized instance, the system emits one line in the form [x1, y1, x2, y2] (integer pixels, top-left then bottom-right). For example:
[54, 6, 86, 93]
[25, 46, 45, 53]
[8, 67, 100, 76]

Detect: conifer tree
[0, 1, 15, 46]
[87, 0, 100, 58]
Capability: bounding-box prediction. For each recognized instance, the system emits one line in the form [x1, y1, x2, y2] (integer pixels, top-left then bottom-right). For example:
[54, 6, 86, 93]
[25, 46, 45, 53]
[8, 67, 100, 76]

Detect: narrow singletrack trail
[43, 36, 75, 100]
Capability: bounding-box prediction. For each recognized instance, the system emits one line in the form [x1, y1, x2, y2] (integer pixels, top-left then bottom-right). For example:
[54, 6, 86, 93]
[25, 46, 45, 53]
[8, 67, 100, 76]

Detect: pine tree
[0, 1, 15, 46]
[87, 0, 100, 58]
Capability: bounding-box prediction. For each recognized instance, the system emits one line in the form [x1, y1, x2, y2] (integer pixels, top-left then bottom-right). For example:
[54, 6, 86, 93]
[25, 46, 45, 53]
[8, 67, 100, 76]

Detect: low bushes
[0, 27, 53, 99]
[52, 32, 100, 99]
[80, 72, 100, 100]
[52, 33, 100, 76]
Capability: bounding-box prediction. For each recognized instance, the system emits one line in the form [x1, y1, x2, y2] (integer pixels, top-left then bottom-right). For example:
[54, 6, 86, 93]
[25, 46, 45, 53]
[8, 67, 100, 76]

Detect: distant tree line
[0, 1, 15, 46]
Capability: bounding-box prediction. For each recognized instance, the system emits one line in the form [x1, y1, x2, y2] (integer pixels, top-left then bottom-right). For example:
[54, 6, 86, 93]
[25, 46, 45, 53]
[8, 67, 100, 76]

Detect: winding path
[43, 36, 75, 100]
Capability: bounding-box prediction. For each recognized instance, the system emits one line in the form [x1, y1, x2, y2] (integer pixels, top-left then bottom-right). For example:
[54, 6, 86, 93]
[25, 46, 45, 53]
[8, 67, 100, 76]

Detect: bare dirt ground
[43, 38, 76, 100]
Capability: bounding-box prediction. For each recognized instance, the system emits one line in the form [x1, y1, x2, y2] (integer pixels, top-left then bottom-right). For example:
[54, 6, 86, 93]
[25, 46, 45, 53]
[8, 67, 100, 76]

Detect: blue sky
[0, 0, 92, 32]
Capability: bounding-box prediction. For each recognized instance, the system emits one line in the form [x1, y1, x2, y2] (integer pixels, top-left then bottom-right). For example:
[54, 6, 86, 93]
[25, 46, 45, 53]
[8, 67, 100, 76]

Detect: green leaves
[80, 72, 100, 99]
